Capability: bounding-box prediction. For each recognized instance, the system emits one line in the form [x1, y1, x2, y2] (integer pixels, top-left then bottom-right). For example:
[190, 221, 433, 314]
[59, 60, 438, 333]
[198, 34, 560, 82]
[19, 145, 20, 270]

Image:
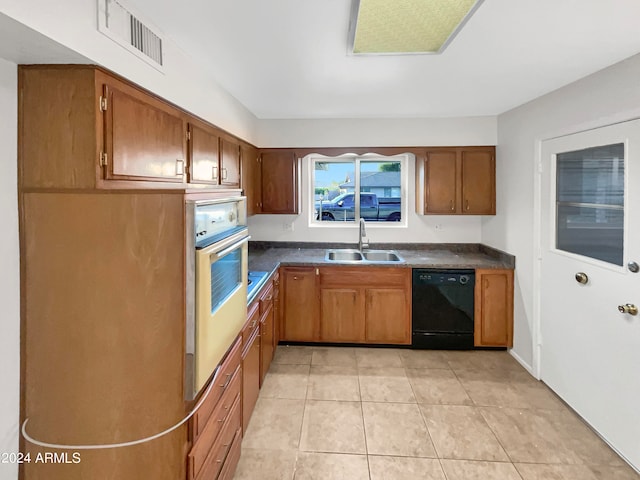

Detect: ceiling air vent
[97, 0, 164, 71]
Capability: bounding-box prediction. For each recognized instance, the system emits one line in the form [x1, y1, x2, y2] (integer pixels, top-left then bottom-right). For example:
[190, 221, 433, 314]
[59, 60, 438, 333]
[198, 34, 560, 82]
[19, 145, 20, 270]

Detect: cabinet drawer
[192, 337, 241, 440]
[191, 395, 242, 480]
[217, 426, 243, 480]
[193, 364, 241, 444]
[259, 281, 274, 315]
[242, 302, 260, 352]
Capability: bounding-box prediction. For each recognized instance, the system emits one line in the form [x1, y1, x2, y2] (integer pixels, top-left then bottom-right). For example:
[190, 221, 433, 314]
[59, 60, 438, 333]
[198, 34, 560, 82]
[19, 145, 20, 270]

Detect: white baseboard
[509, 349, 536, 378]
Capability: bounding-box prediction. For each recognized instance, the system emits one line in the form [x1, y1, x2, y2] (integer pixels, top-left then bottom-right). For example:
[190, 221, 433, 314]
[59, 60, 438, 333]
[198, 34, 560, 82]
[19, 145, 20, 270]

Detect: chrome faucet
[358, 218, 369, 252]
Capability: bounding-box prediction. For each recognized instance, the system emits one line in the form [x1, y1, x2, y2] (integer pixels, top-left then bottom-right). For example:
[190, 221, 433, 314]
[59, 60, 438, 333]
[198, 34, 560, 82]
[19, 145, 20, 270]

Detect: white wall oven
[185, 197, 248, 400]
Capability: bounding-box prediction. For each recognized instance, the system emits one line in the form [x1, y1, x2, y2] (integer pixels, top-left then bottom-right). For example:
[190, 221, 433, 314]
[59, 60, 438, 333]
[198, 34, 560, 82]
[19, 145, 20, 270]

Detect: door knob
[575, 272, 589, 284]
[618, 304, 638, 316]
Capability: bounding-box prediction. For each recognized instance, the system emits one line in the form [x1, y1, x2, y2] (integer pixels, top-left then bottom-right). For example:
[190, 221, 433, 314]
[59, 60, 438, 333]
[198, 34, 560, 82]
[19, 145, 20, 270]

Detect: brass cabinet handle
[618, 304, 638, 315]
[450, 200, 454, 211]
[219, 373, 232, 389]
[465, 200, 470, 211]
[175, 159, 185, 176]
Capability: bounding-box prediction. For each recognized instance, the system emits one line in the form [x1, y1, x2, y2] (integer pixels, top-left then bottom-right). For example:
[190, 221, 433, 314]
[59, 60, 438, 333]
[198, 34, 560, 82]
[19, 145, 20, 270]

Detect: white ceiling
[129, 0, 640, 120]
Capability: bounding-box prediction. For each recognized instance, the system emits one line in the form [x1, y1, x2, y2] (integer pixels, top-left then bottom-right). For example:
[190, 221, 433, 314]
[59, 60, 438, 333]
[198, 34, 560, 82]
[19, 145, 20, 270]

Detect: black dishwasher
[412, 269, 475, 349]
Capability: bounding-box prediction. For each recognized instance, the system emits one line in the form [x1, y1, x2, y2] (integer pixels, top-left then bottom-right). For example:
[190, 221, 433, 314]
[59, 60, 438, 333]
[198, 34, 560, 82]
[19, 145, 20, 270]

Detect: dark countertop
[248, 242, 515, 278]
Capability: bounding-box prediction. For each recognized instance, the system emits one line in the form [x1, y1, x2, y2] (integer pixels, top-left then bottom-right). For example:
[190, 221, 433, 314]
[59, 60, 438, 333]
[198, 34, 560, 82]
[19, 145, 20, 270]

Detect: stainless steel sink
[362, 250, 403, 262]
[325, 249, 404, 264]
[325, 249, 364, 262]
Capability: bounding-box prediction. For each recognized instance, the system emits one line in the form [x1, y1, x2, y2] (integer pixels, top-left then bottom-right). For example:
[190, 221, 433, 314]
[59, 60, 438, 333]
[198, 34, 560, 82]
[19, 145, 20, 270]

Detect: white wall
[0, 1, 259, 143]
[256, 116, 497, 148]
[0, 57, 19, 480]
[483, 53, 640, 371]
[250, 116, 497, 243]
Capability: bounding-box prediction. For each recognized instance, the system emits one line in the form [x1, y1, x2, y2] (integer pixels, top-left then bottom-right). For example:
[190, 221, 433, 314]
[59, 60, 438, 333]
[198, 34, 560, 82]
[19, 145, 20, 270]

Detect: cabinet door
[260, 151, 298, 214]
[424, 150, 458, 213]
[241, 144, 261, 215]
[365, 288, 411, 344]
[474, 269, 514, 347]
[220, 138, 241, 187]
[320, 288, 365, 342]
[189, 123, 220, 184]
[103, 84, 186, 182]
[242, 332, 260, 433]
[461, 150, 495, 214]
[281, 268, 317, 341]
[260, 306, 274, 385]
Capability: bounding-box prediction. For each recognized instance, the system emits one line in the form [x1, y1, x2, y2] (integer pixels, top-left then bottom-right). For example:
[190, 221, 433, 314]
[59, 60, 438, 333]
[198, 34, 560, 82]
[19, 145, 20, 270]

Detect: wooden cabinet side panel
[260, 306, 274, 385]
[461, 149, 495, 214]
[241, 332, 260, 433]
[365, 288, 411, 344]
[105, 84, 186, 182]
[22, 192, 187, 479]
[260, 151, 298, 214]
[189, 123, 220, 184]
[320, 288, 365, 342]
[19, 67, 99, 189]
[281, 268, 317, 341]
[474, 269, 514, 347]
[425, 151, 458, 213]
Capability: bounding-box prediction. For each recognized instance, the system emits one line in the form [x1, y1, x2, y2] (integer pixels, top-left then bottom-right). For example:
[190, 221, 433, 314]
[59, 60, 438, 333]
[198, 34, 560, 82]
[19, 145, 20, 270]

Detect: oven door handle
[215, 235, 251, 258]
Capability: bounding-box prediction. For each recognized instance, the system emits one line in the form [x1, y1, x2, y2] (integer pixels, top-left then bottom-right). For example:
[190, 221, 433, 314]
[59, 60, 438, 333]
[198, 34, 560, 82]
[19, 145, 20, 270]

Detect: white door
[540, 120, 640, 469]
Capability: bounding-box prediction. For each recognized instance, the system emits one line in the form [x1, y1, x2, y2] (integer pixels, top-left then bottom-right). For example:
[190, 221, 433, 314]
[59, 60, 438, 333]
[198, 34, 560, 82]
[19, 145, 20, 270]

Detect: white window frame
[307, 153, 409, 228]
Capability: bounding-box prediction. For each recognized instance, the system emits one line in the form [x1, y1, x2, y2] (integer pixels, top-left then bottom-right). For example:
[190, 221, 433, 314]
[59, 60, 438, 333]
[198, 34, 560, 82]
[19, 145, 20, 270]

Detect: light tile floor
[234, 346, 639, 480]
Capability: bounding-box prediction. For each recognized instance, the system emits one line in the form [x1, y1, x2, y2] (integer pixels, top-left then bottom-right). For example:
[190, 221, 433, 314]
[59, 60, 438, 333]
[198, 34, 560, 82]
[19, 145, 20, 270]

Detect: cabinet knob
[465, 200, 470, 211]
[575, 272, 588, 284]
[450, 200, 454, 211]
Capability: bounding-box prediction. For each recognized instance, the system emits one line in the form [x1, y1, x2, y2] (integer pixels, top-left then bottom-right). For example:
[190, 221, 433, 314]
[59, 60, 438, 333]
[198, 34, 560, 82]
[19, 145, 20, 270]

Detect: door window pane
[556, 143, 624, 265]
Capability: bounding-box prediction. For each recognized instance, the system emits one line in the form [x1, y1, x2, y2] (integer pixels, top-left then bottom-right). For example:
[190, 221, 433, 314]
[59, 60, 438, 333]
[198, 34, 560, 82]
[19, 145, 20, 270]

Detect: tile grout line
[291, 347, 314, 480]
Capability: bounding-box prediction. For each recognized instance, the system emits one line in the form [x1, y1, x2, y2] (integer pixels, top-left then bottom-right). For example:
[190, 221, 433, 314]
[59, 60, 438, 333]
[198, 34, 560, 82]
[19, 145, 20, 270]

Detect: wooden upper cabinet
[424, 150, 458, 214]
[416, 146, 496, 215]
[474, 269, 514, 347]
[188, 123, 220, 184]
[241, 144, 262, 215]
[103, 83, 187, 182]
[220, 138, 241, 187]
[461, 150, 495, 215]
[260, 150, 299, 214]
[19, 65, 250, 191]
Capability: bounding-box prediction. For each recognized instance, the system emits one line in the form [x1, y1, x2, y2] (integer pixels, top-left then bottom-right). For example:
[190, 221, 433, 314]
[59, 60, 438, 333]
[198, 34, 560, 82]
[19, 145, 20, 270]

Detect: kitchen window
[311, 154, 406, 224]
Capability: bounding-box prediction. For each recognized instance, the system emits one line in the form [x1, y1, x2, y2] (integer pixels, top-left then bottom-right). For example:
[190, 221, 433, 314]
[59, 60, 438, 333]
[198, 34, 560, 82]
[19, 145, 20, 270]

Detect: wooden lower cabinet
[188, 339, 242, 480]
[281, 267, 318, 341]
[281, 266, 411, 345]
[365, 288, 410, 344]
[320, 287, 363, 342]
[474, 269, 514, 347]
